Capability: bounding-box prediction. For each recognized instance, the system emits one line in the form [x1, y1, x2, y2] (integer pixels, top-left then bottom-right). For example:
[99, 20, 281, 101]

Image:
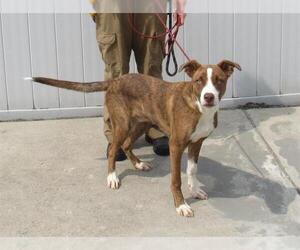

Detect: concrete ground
[0, 107, 300, 237]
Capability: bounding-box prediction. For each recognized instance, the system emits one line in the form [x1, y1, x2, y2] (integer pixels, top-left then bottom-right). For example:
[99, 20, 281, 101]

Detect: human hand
[174, 0, 186, 26]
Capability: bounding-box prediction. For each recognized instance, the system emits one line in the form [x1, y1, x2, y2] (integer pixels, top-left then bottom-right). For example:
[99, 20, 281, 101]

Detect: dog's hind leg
[125, 150, 152, 171]
[122, 122, 152, 171]
[107, 125, 128, 189]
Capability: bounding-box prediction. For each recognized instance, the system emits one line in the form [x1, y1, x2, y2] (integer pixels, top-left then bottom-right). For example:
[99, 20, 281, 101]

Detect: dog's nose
[204, 93, 215, 104]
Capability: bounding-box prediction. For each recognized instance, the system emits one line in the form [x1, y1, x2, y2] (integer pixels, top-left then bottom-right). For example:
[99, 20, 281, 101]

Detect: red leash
[151, 0, 191, 62]
[128, 13, 191, 61]
[127, 2, 191, 76]
[127, 14, 177, 40]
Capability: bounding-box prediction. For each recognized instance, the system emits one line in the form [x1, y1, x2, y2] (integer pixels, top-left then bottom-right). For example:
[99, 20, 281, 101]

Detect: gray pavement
[0, 107, 300, 237]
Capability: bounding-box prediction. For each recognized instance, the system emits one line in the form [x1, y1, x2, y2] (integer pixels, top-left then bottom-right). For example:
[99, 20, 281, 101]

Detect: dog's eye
[215, 78, 224, 85]
[195, 77, 205, 84]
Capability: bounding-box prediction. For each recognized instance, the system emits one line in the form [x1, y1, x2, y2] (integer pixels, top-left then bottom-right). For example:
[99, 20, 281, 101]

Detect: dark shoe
[106, 144, 127, 162]
[151, 136, 170, 156]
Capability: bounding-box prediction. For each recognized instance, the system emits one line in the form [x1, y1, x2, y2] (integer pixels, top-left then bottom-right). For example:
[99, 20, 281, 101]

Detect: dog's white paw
[176, 203, 194, 217]
[135, 162, 152, 171]
[189, 185, 208, 200]
[107, 172, 120, 189]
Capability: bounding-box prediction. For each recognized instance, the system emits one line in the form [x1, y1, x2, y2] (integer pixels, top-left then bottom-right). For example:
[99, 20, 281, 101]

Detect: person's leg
[132, 13, 167, 78]
[95, 13, 131, 160]
[96, 13, 131, 80]
[133, 13, 170, 156]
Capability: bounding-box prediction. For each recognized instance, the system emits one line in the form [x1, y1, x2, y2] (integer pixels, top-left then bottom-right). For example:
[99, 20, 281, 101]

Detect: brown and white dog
[27, 59, 241, 217]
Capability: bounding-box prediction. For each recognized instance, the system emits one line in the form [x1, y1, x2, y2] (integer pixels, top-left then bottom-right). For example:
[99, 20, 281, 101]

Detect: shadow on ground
[118, 153, 297, 216]
[98, 107, 299, 219]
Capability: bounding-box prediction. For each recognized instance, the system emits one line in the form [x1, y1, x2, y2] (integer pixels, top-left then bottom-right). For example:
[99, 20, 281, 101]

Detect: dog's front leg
[187, 139, 208, 200]
[170, 142, 194, 217]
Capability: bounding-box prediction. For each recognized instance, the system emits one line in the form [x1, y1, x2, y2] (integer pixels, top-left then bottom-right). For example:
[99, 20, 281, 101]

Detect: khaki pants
[95, 13, 167, 142]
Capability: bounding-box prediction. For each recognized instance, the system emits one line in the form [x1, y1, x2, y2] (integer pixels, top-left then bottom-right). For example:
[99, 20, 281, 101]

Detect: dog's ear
[179, 60, 202, 78]
[218, 60, 242, 78]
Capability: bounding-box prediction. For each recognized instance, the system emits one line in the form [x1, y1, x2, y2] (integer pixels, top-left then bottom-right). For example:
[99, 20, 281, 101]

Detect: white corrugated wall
[0, 0, 300, 120]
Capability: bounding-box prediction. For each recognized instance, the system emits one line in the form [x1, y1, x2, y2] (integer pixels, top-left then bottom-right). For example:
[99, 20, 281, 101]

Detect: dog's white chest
[190, 111, 216, 143]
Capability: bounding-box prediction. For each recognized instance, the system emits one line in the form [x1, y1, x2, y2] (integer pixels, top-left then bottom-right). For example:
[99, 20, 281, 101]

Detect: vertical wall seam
[0, 13, 9, 110]
[232, 9, 236, 98]
[183, 12, 187, 82]
[80, 13, 87, 107]
[256, 8, 260, 96]
[206, 12, 209, 64]
[53, 2, 61, 109]
[232, 3, 234, 98]
[279, 0, 284, 95]
[229, 5, 234, 98]
[79, 0, 87, 107]
[255, 12, 259, 97]
[208, 14, 211, 63]
[207, 0, 209, 64]
[183, 19, 186, 82]
[51, 0, 60, 107]
[207, 0, 211, 64]
[51, 13, 60, 107]
[27, 12, 35, 109]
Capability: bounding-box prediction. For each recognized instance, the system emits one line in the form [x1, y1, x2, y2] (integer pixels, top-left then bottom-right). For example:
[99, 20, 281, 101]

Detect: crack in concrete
[231, 135, 265, 178]
[242, 110, 300, 194]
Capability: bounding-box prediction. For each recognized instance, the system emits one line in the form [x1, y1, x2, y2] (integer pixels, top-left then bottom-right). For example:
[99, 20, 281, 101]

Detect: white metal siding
[0, 9, 300, 120]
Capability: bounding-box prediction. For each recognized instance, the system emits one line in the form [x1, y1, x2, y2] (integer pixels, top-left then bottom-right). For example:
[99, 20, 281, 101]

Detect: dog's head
[180, 60, 241, 109]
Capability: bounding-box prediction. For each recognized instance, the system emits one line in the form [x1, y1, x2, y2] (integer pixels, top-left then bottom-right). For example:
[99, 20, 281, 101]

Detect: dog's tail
[24, 77, 111, 92]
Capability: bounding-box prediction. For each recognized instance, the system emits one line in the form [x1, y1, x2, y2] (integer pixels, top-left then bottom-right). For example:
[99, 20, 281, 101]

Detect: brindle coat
[30, 59, 241, 217]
